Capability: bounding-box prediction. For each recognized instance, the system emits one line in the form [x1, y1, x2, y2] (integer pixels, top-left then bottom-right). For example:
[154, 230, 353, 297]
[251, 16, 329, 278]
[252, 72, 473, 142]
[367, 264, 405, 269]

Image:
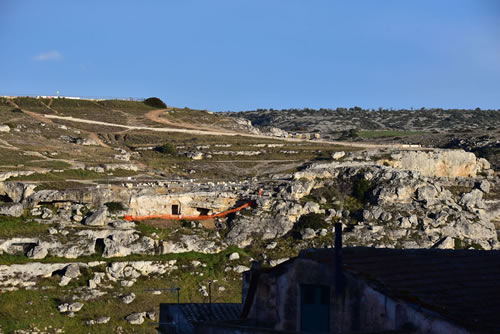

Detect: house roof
[295, 247, 500, 333]
[164, 303, 242, 323]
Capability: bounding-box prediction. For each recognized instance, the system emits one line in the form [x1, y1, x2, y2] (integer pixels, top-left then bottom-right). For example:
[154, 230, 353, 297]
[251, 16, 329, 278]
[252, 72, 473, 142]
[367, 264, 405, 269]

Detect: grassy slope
[0, 248, 246, 334]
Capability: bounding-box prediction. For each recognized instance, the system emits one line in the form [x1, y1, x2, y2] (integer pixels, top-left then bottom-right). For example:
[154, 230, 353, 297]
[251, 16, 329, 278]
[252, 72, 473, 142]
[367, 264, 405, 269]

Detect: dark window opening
[196, 208, 210, 215]
[300, 284, 330, 332]
[95, 238, 105, 255]
[172, 204, 179, 215]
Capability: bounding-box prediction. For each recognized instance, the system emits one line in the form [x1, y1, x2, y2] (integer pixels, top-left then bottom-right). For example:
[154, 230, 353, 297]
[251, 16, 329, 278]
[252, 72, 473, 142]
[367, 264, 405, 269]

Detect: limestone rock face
[27, 245, 48, 259]
[161, 235, 225, 254]
[388, 150, 485, 178]
[64, 263, 80, 279]
[0, 262, 103, 290]
[84, 207, 108, 226]
[0, 171, 36, 182]
[127, 192, 238, 217]
[0, 182, 36, 203]
[0, 203, 24, 217]
[459, 189, 485, 211]
[28, 188, 118, 207]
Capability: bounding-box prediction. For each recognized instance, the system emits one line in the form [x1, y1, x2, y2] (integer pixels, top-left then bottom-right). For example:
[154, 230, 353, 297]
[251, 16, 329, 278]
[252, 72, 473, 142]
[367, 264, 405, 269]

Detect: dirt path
[44, 114, 416, 150]
[88, 132, 110, 148]
[6, 99, 54, 124]
[145, 109, 236, 133]
[39, 99, 58, 115]
[36, 101, 111, 149]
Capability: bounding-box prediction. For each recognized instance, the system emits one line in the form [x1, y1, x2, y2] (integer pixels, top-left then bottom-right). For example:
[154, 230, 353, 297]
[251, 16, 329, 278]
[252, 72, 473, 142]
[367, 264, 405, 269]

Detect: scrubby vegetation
[143, 97, 167, 109]
[294, 213, 328, 232]
[156, 142, 177, 155]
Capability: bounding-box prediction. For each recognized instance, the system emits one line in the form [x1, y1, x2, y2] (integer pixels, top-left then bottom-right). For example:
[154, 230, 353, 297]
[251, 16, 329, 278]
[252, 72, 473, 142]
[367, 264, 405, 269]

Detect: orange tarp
[124, 201, 253, 222]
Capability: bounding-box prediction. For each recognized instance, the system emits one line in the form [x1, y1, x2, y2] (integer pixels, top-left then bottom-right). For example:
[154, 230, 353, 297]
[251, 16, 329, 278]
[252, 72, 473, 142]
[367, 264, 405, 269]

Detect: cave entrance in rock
[171, 204, 180, 215]
[0, 194, 13, 203]
[196, 208, 210, 216]
[95, 238, 105, 255]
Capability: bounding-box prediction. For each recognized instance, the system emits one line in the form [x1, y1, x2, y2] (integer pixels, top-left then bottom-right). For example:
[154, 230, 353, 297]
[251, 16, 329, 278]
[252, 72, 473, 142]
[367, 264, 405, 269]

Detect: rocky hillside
[0, 97, 499, 333]
[225, 107, 500, 169]
[0, 147, 498, 333]
[227, 107, 500, 133]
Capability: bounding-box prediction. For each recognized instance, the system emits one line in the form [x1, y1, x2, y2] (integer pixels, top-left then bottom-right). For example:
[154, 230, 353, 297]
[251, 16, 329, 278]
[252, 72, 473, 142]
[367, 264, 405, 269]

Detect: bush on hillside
[156, 143, 177, 155]
[104, 201, 126, 213]
[294, 213, 328, 232]
[144, 97, 167, 108]
[353, 177, 372, 203]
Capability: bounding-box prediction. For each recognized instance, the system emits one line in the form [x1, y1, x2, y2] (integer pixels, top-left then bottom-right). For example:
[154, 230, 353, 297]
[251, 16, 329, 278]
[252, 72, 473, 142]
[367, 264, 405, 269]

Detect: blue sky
[0, 1, 499, 111]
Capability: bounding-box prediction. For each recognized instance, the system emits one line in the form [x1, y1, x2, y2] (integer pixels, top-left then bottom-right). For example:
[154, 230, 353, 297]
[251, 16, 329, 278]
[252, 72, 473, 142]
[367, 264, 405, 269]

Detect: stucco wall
[244, 258, 470, 334]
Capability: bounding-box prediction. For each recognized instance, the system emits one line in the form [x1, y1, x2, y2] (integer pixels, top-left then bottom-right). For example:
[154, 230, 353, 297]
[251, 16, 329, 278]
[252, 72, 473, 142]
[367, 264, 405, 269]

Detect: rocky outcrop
[128, 191, 238, 216]
[0, 262, 103, 290]
[0, 182, 36, 203]
[160, 235, 225, 254]
[84, 207, 108, 226]
[28, 188, 118, 207]
[385, 150, 489, 178]
[0, 203, 24, 217]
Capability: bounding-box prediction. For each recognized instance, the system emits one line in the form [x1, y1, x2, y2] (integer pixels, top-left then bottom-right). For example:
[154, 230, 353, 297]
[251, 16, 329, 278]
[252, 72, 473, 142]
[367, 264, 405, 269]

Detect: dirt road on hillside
[145, 109, 236, 133]
[43, 114, 423, 150]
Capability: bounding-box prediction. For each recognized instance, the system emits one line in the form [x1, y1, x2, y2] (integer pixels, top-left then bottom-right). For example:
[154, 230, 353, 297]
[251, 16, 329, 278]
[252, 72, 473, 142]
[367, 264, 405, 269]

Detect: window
[300, 284, 330, 333]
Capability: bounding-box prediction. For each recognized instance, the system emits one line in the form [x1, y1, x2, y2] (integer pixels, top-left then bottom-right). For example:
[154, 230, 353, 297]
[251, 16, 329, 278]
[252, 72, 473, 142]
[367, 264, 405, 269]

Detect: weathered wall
[128, 192, 238, 216]
[244, 258, 470, 334]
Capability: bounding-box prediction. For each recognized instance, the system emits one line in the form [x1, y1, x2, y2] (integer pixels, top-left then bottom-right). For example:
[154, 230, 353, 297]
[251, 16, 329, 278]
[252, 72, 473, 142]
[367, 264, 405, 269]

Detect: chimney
[334, 222, 344, 292]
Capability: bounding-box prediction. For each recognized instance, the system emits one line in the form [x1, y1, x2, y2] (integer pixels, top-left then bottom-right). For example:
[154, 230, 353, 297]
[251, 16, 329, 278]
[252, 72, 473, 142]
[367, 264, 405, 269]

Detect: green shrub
[104, 201, 126, 213]
[294, 213, 328, 232]
[144, 97, 167, 108]
[353, 177, 371, 202]
[156, 142, 177, 155]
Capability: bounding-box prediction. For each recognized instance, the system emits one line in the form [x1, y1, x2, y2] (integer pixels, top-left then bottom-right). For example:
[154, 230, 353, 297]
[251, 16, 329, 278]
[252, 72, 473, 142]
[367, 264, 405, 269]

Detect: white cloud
[33, 50, 63, 61]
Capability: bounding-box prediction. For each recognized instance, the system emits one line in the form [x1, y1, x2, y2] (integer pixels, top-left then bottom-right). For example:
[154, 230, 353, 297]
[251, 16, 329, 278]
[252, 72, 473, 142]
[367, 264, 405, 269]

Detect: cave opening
[95, 238, 105, 255]
[0, 194, 13, 203]
[196, 208, 210, 216]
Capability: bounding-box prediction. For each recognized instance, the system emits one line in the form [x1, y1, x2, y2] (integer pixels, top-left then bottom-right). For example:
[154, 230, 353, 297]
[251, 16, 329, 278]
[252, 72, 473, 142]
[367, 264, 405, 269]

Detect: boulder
[64, 263, 80, 279]
[434, 237, 455, 249]
[228, 252, 240, 261]
[121, 292, 136, 304]
[269, 258, 289, 267]
[332, 151, 346, 160]
[301, 228, 316, 240]
[27, 245, 48, 259]
[125, 312, 146, 325]
[84, 207, 108, 226]
[0, 125, 10, 133]
[478, 180, 490, 194]
[0, 203, 24, 217]
[58, 302, 83, 313]
[233, 265, 250, 274]
[459, 189, 485, 211]
[96, 316, 110, 324]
